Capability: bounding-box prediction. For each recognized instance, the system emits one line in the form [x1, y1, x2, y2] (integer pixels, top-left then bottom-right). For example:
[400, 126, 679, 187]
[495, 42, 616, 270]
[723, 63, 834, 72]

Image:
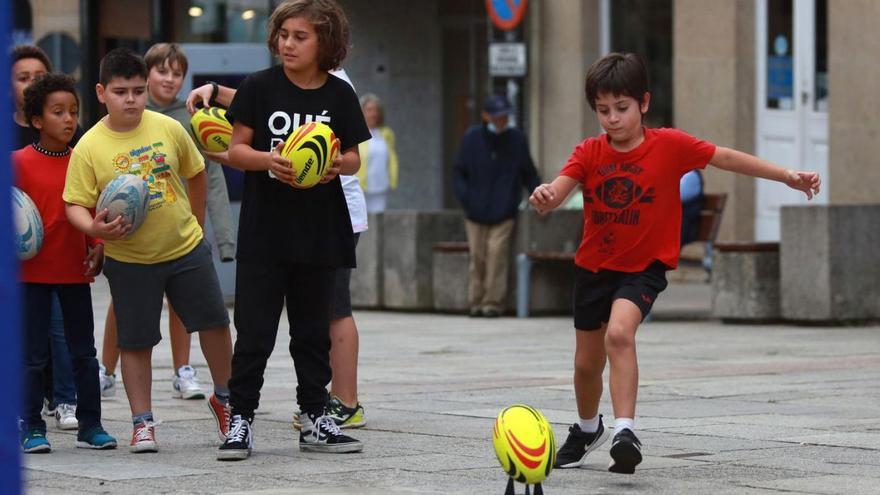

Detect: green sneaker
[76, 426, 118, 450]
[325, 396, 366, 429]
[21, 428, 51, 453]
[292, 395, 366, 430]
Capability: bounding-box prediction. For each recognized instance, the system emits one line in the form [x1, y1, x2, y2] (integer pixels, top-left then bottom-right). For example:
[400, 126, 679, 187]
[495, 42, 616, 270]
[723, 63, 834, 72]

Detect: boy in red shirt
[15, 73, 118, 452]
[530, 53, 820, 474]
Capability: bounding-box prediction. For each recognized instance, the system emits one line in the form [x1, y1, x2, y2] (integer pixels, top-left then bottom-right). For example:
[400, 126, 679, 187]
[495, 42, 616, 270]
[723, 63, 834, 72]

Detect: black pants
[229, 259, 335, 419]
[22, 283, 101, 432]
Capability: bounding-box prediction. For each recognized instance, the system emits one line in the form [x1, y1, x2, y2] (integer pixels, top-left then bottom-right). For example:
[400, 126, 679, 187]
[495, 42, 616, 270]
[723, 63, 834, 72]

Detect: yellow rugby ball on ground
[492, 404, 555, 485]
[190, 107, 232, 152]
[281, 121, 340, 188]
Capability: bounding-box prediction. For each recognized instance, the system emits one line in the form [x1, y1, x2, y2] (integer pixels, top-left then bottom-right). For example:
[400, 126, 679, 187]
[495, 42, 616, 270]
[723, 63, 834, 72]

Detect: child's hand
[529, 183, 556, 213]
[784, 170, 821, 200]
[186, 84, 214, 114]
[84, 244, 104, 277]
[91, 209, 132, 240]
[319, 148, 342, 184]
[267, 141, 298, 187]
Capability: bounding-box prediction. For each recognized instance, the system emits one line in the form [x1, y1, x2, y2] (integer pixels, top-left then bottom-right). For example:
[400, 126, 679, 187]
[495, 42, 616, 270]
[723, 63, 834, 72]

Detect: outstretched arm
[528, 175, 579, 214]
[710, 146, 821, 199]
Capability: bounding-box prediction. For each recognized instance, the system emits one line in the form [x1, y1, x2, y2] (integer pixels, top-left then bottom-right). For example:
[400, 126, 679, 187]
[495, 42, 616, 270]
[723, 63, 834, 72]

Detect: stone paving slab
[22, 278, 880, 494]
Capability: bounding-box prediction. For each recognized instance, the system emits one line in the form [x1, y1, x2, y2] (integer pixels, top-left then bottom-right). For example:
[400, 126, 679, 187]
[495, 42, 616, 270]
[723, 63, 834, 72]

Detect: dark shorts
[331, 233, 360, 319]
[104, 240, 230, 349]
[573, 261, 669, 330]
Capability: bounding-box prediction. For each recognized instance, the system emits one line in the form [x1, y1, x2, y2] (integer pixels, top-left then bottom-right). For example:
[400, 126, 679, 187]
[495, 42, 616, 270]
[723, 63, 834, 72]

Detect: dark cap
[483, 94, 511, 117]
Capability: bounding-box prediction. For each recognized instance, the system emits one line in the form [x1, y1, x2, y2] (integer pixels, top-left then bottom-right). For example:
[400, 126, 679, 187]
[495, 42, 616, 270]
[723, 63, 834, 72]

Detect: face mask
[487, 120, 514, 134]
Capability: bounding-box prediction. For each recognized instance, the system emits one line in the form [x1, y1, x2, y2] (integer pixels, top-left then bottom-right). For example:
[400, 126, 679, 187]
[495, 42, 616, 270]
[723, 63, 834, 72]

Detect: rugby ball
[12, 187, 43, 260]
[190, 107, 232, 152]
[96, 174, 150, 236]
[492, 404, 555, 484]
[281, 121, 340, 188]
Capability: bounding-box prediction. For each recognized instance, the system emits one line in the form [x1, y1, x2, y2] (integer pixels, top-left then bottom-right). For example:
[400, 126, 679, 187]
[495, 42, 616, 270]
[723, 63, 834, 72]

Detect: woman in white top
[356, 94, 399, 212]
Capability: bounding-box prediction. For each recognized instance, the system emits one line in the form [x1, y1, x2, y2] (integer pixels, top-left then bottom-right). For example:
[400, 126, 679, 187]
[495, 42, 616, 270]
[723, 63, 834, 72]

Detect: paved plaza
[23, 275, 880, 494]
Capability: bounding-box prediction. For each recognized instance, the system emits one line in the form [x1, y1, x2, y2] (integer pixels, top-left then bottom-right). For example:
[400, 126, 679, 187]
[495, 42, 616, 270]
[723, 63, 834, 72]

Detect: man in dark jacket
[453, 95, 541, 317]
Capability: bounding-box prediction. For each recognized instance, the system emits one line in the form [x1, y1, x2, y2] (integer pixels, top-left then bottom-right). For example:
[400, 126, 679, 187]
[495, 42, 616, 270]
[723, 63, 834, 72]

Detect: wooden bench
[679, 193, 728, 278]
[515, 193, 728, 317]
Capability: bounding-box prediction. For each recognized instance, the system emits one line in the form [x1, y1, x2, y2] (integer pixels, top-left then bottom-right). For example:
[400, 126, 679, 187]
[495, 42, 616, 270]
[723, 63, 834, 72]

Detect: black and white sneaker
[553, 416, 610, 468]
[217, 415, 253, 461]
[608, 428, 642, 474]
[299, 412, 363, 453]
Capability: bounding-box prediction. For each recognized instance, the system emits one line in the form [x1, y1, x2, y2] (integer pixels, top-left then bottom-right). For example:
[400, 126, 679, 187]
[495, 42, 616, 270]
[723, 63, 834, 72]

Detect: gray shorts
[331, 233, 360, 319]
[103, 240, 230, 349]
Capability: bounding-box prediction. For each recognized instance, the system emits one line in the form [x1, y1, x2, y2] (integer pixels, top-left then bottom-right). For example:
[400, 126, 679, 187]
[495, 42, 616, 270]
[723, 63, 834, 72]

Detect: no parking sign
[485, 0, 527, 31]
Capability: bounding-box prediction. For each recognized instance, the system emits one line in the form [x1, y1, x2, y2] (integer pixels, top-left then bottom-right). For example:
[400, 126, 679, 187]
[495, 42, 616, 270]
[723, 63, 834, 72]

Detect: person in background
[679, 169, 703, 246]
[10, 44, 79, 430]
[356, 93, 398, 212]
[453, 94, 541, 318]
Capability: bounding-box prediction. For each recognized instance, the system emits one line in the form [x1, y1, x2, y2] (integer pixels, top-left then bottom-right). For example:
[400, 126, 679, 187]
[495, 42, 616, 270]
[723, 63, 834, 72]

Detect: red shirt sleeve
[559, 139, 592, 182]
[664, 128, 716, 175]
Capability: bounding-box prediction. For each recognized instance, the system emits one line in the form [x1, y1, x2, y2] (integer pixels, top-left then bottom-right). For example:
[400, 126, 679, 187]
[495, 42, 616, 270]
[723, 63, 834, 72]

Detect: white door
[755, 0, 828, 241]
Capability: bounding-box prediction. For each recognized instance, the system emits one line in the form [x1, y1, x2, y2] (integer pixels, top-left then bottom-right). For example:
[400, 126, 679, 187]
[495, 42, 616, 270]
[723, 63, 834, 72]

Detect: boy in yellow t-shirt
[63, 48, 232, 453]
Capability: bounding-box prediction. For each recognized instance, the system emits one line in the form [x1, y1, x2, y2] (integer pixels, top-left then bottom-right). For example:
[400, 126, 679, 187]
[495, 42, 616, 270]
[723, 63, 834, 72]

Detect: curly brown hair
[267, 0, 350, 72]
[23, 73, 79, 130]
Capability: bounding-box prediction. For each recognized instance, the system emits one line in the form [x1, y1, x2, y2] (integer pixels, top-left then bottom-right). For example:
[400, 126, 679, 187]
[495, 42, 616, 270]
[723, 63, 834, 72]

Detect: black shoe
[217, 415, 253, 461]
[553, 416, 609, 468]
[608, 428, 642, 474]
[469, 307, 483, 317]
[482, 307, 501, 318]
[300, 412, 363, 453]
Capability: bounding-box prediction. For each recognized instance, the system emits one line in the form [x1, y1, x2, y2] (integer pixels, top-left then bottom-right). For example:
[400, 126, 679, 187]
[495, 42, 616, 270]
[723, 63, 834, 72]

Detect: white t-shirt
[330, 69, 368, 233]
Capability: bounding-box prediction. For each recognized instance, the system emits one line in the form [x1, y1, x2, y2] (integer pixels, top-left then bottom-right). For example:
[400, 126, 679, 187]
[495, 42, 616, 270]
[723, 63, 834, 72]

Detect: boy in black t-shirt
[216, 0, 371, 461]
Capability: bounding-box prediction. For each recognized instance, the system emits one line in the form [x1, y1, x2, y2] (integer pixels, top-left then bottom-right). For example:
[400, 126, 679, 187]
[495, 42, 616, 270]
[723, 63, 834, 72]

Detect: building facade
[18, 0, 879, 241]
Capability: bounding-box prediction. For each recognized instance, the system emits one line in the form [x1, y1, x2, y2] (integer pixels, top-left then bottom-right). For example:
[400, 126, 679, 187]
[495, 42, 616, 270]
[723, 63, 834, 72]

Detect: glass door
[755, 0, 828, 241]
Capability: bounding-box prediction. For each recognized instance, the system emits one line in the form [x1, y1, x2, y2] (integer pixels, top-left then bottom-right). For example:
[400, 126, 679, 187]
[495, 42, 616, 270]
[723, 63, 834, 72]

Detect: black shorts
[573, 261, 669, 330]
[331, 233, 360, 319]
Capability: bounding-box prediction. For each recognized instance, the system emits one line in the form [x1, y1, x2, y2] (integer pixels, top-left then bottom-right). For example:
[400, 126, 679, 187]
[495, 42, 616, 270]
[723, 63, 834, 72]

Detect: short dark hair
[144, 43, 189, 75]
[584, 52, 650, 111]
[99, 48, 147, 86]
[23, 73, 79, 130]
[267, 0, 350, 72]
[11, 45, 53, 72]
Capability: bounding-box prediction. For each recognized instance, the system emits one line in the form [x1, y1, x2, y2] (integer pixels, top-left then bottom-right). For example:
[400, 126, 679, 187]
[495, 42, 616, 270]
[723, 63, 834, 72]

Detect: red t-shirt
[560, 128, 716, 272]
[13, 145, 99, 284]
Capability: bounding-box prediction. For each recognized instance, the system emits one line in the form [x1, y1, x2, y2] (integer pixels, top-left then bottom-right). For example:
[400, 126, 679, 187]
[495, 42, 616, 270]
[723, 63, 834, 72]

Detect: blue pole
[0, 0, 24, 489]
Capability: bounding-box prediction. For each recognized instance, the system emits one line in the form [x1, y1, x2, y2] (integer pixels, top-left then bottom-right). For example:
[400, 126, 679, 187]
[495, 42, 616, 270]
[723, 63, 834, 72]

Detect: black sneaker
[299, 412, 363, 453]
[608, 428, 642, 474]
[217, 415, 253, 461]
[554, 416, 609, 468]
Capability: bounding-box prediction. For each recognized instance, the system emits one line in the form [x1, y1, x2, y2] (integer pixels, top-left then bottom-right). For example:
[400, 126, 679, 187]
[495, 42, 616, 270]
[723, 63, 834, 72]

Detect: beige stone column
[828, 1, 880, 204]
[527, 0, 601, 180]
[674, 0, 756, 241]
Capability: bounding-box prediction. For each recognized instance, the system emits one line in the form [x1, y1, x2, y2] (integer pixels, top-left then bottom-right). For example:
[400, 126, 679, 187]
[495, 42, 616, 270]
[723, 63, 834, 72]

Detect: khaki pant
[465, 219, 515, 312]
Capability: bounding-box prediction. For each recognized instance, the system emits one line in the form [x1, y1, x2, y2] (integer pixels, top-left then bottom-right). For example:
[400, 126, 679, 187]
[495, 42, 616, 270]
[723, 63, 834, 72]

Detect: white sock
[578, 415, 601, 433]
[615, 417, 635, 433]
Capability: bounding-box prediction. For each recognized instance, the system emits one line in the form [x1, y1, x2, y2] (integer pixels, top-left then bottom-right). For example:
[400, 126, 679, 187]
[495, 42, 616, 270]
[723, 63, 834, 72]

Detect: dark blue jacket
[453, 124, 541, 224]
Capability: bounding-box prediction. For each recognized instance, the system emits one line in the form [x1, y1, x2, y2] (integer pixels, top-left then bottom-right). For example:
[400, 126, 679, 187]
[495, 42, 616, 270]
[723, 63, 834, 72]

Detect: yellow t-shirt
[63, 110, 205, 264]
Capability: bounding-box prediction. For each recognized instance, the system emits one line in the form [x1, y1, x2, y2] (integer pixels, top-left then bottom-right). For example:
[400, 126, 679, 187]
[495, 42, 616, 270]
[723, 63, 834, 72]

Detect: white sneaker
[98, 364, 116, 398]
[55, 403, 78, 430]
[172, 365, 205, 400]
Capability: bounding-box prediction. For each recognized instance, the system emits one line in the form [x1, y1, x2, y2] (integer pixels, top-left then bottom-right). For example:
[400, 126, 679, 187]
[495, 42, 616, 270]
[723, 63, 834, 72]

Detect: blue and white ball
[96, 174, 150, 236]
[12, 187, 44, 260]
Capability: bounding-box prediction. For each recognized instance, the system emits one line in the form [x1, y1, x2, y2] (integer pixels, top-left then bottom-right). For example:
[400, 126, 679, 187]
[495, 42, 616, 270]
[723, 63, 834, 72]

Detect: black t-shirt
[227, 66, 370, 267]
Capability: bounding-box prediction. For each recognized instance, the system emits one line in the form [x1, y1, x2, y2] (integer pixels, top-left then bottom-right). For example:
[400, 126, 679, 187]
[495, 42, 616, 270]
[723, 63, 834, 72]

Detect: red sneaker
[208, 394, 230, 440]
[129, 421, 158, 453]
